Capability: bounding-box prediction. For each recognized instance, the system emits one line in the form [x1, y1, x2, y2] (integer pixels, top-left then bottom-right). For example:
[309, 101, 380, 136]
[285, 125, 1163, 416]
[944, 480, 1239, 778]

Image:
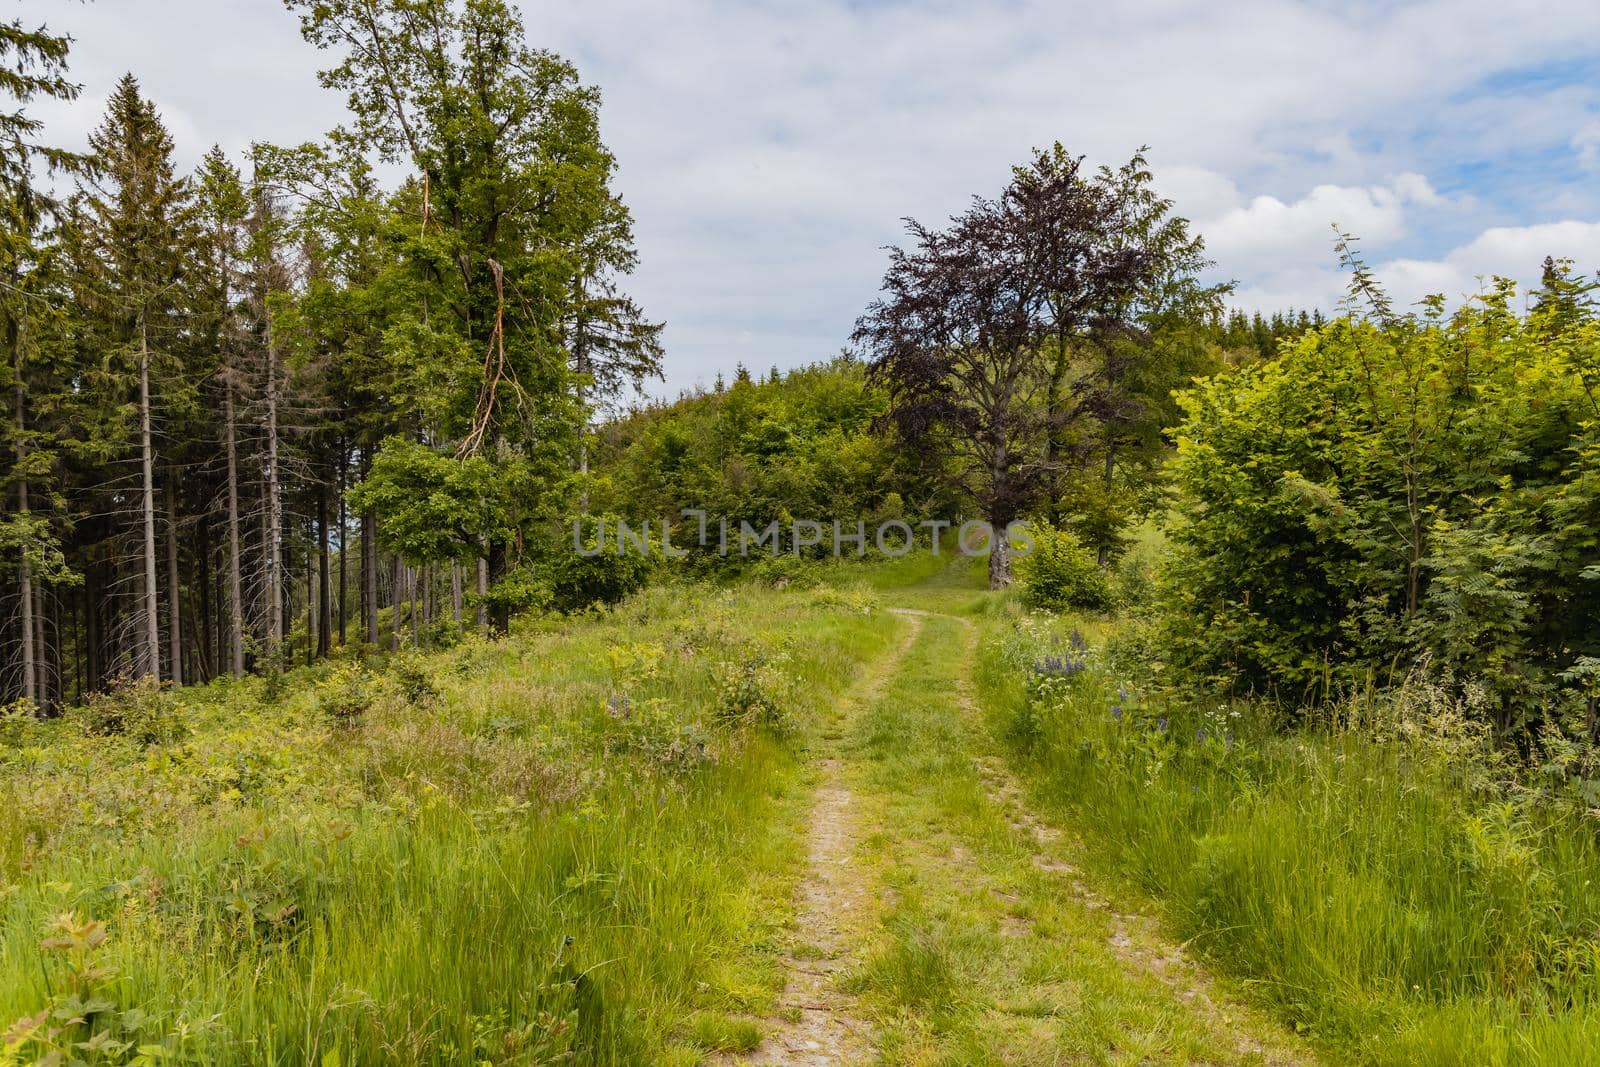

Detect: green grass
[0, 582, 897, 1064]
[979, 609, 1600, 1064]
[839, 611, 1306, 1064]
[11, 548, 1588, 1064]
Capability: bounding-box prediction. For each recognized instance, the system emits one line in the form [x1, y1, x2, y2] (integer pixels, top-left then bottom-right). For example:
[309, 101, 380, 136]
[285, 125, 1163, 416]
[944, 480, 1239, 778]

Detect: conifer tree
[78, 75, 192, 680]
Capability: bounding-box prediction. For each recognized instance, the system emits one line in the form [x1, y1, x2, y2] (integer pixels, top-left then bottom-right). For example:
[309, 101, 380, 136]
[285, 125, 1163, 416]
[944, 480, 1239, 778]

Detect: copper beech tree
[853, 145, 1219, 587]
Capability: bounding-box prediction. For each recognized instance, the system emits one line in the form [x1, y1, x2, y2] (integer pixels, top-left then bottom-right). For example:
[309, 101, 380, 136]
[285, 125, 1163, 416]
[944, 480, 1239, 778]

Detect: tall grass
[0, 582, 896, 1064]
[979, 614, 1600, 1065]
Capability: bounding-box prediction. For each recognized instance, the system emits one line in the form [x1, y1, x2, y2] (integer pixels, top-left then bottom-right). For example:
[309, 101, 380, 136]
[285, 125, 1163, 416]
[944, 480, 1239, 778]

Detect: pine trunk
[14, 361, 36, 707]
[265, 330, 283, 663]
[317, 489, 331, 658]
[138, 316, 162, 679]
[337, 448, 348, 645]
[225, 379, 245, 677]
[165, 477, 183, 685]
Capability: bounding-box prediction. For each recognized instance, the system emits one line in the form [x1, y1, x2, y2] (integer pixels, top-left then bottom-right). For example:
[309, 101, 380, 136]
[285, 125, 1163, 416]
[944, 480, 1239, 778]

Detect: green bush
[542, 513, 655, 612]
[76, 675, 188, 745]
[1016, 522, 1112, 612]
[713, 650, 795, 730]
[315, 663, 374, 727]
[1158, 275, 1600, 724]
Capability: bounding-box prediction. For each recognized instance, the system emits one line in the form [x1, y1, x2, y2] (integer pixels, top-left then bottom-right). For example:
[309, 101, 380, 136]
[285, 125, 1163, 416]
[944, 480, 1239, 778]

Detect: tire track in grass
[932, 606, 1314, 1066]
[733, 609, 927, 1066]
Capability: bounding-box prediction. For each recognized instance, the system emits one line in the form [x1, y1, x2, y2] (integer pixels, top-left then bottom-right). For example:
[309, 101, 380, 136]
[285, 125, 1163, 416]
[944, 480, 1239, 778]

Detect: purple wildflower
[1156, 717, 1168, 733]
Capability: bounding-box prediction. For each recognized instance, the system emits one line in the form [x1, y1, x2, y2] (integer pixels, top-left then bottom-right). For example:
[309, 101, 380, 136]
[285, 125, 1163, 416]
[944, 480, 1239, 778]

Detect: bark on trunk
[337, 448, 348, 646]
[138, 316, 162, 680]
[390, 555, 402, 649]
[14, 362, 35, 707]
[225, 378, 246, 678]
[317, 489, 331, 658]
[197, 516, 213, 682]
[476, 555, 488, 634]
[165, 478, 183, 685]
[265, 330, 283, 665]
[987, 519, 1013, 590]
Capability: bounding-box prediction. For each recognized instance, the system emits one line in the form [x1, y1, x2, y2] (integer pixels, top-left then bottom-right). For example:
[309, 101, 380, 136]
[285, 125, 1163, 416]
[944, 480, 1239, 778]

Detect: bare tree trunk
[14, 358, 36, 707]
[138, 316, 162, 679]
[363, 509, 378, 646]
[391, 554, 403, 649]
[306, 548, 315, 666]
[165, 478, 183, 685]
[85, 552, 101, 693]
[265, 330, 283, 664]
[451, 561, 462, 624]
[476, 555, 488, 633]
[35, 585, 50, 711]
[337, 448, 348, 646]
[317, 488, 331, 658]
[197, 516, 213, 682]
[225, 378, 246, 678]
[987, 519, 1013, 589]
[408, 563, 419, 645]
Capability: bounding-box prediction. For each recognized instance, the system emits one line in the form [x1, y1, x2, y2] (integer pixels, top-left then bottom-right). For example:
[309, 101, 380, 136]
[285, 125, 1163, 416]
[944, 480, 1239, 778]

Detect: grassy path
[733, 590, 1315, 1065]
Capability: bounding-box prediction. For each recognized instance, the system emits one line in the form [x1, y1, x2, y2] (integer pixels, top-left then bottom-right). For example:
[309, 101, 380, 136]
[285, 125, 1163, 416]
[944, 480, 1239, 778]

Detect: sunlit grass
[0, 582, 897, 1064]
[980, 609, 1600, 1065]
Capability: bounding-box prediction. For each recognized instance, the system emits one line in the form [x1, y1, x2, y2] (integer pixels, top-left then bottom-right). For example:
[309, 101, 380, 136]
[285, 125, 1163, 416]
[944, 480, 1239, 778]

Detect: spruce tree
[78, 75, 193, 680]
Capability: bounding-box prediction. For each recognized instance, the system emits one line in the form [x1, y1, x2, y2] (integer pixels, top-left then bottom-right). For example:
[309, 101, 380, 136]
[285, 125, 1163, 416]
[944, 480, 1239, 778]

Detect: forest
[6, 2, 1600, 1065]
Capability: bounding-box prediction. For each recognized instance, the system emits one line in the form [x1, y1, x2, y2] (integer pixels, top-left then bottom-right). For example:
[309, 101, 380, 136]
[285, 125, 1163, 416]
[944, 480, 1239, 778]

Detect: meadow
[0, 581, 894, 1064]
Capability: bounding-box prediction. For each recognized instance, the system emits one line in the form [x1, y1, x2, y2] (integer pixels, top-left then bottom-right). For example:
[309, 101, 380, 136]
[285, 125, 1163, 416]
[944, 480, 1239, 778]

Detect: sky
[17, 0, 1600, 395]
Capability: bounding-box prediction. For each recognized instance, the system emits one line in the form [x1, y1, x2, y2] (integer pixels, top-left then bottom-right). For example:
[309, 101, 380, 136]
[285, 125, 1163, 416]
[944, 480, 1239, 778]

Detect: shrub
[316, 663, 374, 727]
[746, 553, 823, 589]
[1017, 522, 1112, 612]
[391, 649, 441, 707]
[542, 514, 654, 613]
[714, 650, 795, 730]
[76, 676, 187, 745]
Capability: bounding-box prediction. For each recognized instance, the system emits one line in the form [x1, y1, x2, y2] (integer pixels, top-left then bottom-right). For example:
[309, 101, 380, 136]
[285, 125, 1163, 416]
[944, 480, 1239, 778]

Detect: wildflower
[1196, 728, 1207, 743]
[1156, 717, 1168, 733]
[1110, 704, 1123, 721]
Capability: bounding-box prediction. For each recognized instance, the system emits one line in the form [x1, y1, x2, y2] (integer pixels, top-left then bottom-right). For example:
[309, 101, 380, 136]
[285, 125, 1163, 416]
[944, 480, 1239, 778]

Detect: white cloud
[1234, 220, 1600, 314]
[1576, 123, 1600, 170]
[1200, 173, 1446, 271]
[15, 0, 1600, 390]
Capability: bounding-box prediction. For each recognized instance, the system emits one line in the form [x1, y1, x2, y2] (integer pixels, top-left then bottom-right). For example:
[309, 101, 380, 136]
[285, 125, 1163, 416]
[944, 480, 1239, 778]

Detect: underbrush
[0, 582, 894, 1065]
[982, 613, 1600, 1065]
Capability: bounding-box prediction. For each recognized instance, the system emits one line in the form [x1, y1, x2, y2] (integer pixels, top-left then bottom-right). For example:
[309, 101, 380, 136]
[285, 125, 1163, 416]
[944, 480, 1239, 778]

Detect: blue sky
[18, 0, 1600, 394]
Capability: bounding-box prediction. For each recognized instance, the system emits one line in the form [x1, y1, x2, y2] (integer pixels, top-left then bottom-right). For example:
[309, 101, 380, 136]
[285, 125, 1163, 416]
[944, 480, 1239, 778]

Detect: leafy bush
[713, 650, 795, 730]
[1016, 522, 1112, 612]
[76, 676, 187, 745]
[745, 553, 823, 588]
[391, 649, 440, 707]
[1160, 272, 1600, 730]
[4, 912, 189, 1065]
[542, 514, 654, 613]
[315, 663, 374, 727]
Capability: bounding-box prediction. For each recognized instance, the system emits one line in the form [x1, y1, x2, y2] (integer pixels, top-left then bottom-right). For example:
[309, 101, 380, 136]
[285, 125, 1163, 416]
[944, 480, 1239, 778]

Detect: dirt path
[934, 609, 1311, 1067]
[733, 600, 1312, 1065]
[738, 610, 926, 1066]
